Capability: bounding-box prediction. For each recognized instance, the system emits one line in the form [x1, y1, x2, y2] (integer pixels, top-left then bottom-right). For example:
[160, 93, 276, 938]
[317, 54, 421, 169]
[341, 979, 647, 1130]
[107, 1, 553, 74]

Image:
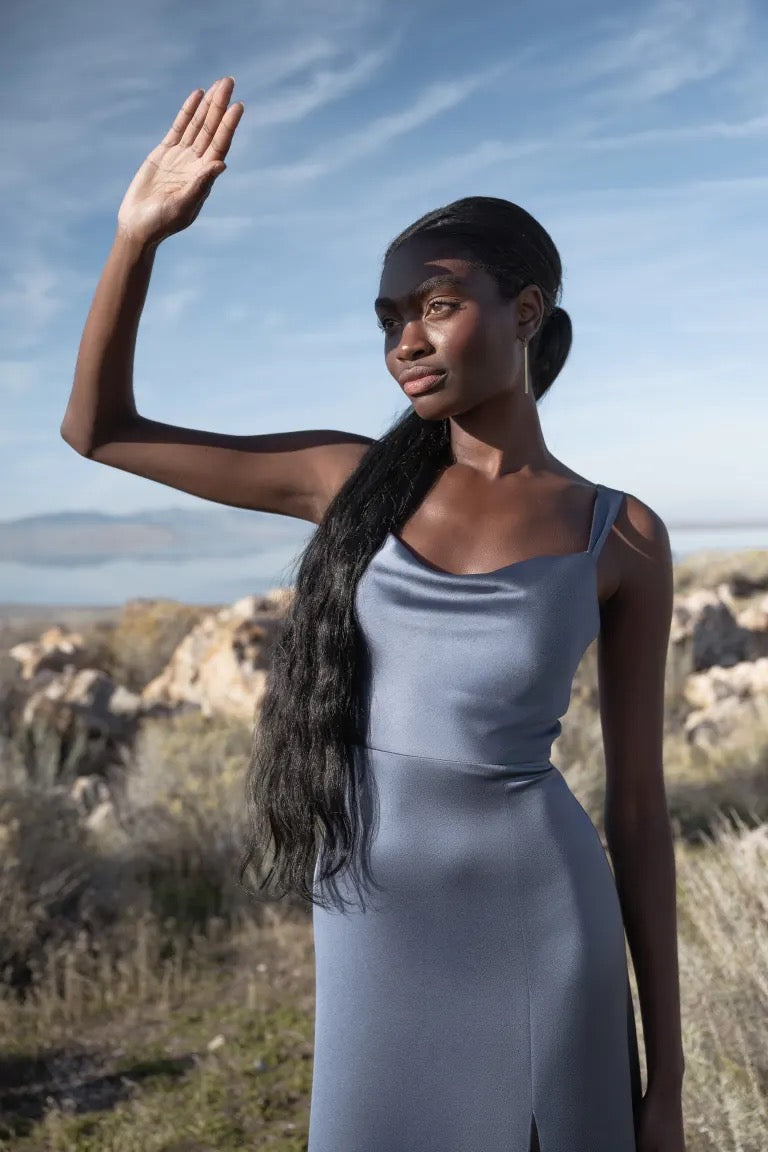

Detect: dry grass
[674, 813, 768, 1149]
[0, 909, 317, 1150]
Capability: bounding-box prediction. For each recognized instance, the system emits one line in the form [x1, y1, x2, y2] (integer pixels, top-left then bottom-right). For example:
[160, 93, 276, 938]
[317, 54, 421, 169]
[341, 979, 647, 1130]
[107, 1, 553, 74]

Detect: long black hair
[238, 196, 572, 912]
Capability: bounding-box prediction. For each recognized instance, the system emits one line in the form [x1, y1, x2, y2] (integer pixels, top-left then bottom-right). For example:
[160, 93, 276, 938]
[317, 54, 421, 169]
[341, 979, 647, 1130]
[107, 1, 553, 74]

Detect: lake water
[0, 526, 766, 608]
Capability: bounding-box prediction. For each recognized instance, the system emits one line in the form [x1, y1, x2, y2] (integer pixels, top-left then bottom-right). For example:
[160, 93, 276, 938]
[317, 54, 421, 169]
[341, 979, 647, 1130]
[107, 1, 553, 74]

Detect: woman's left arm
[597, 493, 686, 1141]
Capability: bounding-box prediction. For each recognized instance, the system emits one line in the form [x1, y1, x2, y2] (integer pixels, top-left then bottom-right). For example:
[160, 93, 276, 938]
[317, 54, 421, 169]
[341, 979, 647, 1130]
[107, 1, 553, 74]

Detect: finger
[202, 101, 244, 163]
[160, 87, 206, 148]
[190, 76, 235, 158]
[179, 77, 224, 150]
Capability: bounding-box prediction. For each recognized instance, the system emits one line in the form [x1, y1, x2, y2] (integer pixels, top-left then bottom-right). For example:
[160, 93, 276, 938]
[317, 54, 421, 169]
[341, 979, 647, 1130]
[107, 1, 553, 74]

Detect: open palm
[117, 76, 244, 247]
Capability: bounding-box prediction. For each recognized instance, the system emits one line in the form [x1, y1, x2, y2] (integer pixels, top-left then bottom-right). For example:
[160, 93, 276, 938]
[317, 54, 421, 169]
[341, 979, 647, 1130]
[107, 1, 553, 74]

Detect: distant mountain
[0, 507, 314, 568]
[1, 506, 765, 570]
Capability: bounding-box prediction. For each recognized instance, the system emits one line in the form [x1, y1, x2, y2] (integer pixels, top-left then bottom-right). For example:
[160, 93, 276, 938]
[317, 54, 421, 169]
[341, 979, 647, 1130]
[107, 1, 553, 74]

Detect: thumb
[196, 165, 224, 196]
[195, 166, 224, 202]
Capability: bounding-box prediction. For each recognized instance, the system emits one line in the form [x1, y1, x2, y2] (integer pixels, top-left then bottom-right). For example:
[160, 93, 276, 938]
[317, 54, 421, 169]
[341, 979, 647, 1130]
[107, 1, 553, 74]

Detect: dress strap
[587, 484, 625, 559]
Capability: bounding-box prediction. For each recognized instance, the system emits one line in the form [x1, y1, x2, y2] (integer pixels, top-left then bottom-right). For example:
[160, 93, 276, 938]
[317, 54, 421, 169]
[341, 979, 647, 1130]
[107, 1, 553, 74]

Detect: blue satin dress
[308, 482, 642, 1151]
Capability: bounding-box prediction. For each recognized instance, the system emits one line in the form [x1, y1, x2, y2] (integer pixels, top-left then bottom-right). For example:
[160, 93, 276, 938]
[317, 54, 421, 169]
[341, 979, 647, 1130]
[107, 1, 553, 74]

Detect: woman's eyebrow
[374, 273, 468, 312]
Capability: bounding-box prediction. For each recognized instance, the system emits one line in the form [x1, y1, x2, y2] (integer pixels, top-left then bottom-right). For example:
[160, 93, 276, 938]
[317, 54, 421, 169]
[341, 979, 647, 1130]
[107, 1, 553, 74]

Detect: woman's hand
[117, 76, 244, 248]
[637, 1083, 686, 1152]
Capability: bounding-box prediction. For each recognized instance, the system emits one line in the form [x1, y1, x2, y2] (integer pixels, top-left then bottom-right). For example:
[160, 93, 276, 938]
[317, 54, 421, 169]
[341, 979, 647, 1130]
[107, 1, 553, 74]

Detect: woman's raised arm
[60, 78, 374, 523]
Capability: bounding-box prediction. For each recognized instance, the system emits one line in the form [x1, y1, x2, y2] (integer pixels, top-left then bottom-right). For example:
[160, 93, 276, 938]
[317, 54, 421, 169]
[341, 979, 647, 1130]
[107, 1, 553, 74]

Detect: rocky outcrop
[670, 583, 768, 669]
[140, 591, 291, 722]
[9, 626, 93, 680]
[666, 583, 768, 747]
[3, 589, 292, 784]
[683, 658, 768, 749]
[2, 665, 162, 786]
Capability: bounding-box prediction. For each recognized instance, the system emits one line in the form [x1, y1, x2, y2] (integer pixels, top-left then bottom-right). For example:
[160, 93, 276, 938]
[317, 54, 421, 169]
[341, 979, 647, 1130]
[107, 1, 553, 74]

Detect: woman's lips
[402, 372, 445, 396]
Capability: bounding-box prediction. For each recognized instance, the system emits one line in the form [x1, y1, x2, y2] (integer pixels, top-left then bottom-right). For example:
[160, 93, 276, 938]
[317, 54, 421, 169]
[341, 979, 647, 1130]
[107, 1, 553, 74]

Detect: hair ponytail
[531, 305, 572, 399]
[239, 195, 571, 911]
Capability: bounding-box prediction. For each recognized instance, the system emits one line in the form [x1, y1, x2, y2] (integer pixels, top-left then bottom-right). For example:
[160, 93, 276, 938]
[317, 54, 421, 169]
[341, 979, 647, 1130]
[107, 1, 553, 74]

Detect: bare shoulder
[613, 489, 672, 568]
[603, 487, 674, 620]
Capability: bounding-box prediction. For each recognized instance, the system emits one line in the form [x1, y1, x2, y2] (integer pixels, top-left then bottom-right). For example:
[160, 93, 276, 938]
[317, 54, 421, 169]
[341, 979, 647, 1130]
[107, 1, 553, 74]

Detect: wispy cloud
[234, 37, 342, 91]
[222, 0, 761, 200]
[234, 39, 399, 133]
[369, 110, 768, 208]
[0, 0, 393, 199]
[581, 112, 768, 147]
[573, 0, 751, 103]
[229, 57, 519, 189]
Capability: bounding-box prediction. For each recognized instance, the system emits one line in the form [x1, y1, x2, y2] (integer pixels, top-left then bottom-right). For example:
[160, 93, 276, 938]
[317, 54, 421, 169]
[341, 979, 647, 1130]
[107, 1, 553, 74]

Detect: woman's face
[375, 235, 542, 413]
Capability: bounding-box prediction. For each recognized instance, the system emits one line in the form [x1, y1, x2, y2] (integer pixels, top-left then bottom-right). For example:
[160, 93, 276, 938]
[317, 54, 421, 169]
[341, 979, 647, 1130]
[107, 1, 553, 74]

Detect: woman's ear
[516, 283, 545, 342]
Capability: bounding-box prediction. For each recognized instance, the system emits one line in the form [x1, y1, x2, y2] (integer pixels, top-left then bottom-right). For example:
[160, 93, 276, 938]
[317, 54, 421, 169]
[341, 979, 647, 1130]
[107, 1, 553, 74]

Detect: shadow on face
[375, 235, 542, 411]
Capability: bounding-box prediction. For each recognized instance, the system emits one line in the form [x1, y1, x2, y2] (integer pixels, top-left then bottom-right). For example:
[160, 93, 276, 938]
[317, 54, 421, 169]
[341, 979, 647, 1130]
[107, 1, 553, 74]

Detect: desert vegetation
[0, 549, 766, 1150]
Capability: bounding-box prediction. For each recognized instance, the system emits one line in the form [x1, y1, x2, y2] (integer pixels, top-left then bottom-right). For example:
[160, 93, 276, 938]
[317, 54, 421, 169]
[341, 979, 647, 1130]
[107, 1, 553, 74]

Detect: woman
[63, 77, 686, 1151]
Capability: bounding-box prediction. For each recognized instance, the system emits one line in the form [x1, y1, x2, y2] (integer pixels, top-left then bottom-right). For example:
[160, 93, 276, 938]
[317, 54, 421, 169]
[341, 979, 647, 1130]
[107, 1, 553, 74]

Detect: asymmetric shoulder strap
[587, 484, 625, 559]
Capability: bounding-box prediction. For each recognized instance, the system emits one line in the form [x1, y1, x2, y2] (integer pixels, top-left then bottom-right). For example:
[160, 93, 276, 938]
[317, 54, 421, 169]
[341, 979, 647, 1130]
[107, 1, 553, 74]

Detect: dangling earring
[523, 337, 530, 395]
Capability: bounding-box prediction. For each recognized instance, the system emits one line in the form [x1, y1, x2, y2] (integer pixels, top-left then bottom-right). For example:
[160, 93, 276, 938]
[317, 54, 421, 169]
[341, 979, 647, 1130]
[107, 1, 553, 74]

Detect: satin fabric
[309, 483, 642, 1151]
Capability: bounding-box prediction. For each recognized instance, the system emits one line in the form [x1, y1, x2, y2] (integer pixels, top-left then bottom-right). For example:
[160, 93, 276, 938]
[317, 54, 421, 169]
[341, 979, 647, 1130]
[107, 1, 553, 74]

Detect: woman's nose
[396, 317, 431, 356]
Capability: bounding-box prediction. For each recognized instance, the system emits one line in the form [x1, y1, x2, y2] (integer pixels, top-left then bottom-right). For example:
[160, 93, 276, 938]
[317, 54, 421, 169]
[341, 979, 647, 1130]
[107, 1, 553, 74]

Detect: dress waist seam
[350, 742, 554, 774]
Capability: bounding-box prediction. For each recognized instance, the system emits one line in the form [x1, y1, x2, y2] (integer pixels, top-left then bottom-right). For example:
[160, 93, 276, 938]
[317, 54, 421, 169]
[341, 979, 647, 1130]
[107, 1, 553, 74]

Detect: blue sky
[2, 0, 767, 528]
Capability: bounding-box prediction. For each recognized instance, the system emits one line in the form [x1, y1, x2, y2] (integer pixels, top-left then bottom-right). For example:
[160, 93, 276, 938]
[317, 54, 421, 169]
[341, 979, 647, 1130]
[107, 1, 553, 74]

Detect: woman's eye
[377, 300, 458, 332]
